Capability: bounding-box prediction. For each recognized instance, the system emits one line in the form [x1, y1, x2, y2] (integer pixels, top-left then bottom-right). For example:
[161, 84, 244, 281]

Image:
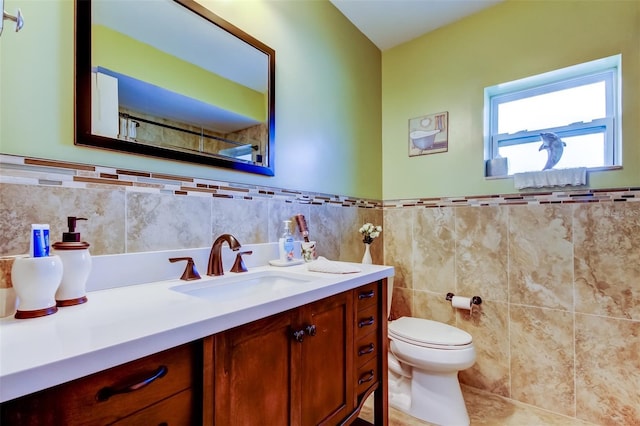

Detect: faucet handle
[169, 257, 201, 281]
[230, 251, 253, 273]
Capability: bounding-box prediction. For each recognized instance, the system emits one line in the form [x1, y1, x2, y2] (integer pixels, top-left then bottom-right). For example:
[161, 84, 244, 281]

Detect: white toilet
[387, 280, 476, 425]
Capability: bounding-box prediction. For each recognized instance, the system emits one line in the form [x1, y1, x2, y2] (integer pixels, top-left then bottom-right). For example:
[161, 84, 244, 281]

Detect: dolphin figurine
[539, 132, 566, 170]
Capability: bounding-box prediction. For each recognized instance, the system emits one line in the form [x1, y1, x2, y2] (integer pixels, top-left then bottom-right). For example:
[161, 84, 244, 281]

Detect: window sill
[484, 165, 622, 180]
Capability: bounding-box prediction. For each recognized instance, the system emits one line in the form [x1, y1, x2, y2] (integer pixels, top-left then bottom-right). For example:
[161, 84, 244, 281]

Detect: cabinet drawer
[355, 282, 379, 311]
[355, 357, 378, 396]
[356, 304, 378, 340]
[1, 342, 197, 425]
[112, 388, 195, 425]
[355, 334, 378, 367]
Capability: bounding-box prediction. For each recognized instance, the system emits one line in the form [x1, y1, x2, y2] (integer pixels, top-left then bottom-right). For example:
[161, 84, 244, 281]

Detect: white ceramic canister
[52, 247, 91, 306]
[11, 255, 63, 319]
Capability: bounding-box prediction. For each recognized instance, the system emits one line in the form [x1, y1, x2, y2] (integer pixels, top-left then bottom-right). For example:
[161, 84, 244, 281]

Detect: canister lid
[52, 241, 90, 250]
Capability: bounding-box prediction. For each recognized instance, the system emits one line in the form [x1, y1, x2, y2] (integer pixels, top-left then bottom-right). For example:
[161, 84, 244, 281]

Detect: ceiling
[329, 0, 503, 51]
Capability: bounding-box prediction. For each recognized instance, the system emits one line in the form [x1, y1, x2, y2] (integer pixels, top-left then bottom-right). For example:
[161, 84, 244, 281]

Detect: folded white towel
[513, 167, 587, 190]
[307, 257, 361, 274]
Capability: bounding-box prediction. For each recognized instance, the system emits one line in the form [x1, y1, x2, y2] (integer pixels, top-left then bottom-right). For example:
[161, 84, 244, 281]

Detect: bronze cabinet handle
[305, 324, 317, 337]
[358, 316, 375, 328]
[292, 325, 316, 343]
[292, 329, 305, 343]
[358, 290, 375, 299]
[358, 343, 375, 356]
[358, 370, 375, 385]
[95, 365, 168, 402]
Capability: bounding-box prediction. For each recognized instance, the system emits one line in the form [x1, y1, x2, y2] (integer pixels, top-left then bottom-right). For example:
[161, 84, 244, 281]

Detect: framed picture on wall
[408, 111, 448, 156]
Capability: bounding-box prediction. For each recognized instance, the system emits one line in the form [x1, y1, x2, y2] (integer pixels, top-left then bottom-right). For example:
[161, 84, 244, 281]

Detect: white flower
[359, 223, 382, 244]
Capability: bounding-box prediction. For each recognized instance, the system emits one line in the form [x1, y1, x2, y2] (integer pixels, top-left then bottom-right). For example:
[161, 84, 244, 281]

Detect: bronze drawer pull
[96, 365, 168, 402]
[358, 370, 375, 385]
[358, 316, 375, 328]
[358, 343, 375, 356]
[358, 290, 375, 299]
[292, 329, 305, 343]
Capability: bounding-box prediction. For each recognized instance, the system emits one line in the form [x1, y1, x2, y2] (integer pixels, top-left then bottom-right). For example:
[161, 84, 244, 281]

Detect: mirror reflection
[75, 0, 275, 175]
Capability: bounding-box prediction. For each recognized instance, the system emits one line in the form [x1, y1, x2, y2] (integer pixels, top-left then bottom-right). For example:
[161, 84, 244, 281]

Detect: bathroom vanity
[0, 257, 391, 425]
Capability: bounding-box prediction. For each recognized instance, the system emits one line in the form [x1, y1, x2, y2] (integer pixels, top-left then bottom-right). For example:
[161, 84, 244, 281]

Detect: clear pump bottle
[279, 220, 295, 261]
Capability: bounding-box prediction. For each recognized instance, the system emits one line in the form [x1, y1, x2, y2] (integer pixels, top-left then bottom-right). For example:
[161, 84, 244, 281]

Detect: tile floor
[359, 385, 598, 425]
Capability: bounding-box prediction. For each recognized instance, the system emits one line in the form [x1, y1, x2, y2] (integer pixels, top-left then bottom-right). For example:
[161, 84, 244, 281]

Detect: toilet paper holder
[446, 292, 482, 306]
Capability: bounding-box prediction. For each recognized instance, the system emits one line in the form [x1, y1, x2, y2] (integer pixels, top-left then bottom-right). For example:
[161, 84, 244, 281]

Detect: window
[484, 55, 621, 176]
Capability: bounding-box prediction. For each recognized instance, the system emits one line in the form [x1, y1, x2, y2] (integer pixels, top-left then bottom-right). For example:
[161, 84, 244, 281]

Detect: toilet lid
[389, 317, 472, 348]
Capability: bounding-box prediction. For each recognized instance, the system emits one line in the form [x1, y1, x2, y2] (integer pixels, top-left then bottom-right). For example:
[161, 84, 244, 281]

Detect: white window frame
[484, 55, 622, 176]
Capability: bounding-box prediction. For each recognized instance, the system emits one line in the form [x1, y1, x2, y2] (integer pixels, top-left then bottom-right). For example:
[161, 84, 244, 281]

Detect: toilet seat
[389, 317, 472, 350]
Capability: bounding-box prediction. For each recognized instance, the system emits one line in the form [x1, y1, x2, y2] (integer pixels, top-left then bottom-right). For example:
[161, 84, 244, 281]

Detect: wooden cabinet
[210, 280, 388, 426]
[355, 282, 380, 397]
[0, 342, 201, 425]
[1, 279, 388, 426]
[213, 290, 355, 425]
[349, 280, 389, 426]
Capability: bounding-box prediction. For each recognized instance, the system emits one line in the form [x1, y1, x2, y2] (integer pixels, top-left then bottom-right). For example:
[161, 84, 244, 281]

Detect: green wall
[382, 0, 640, 200]
[0, 0, 382, 199]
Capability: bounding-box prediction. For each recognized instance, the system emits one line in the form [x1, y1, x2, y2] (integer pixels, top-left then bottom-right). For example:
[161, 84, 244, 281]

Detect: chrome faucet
[208, 234, 242, 276]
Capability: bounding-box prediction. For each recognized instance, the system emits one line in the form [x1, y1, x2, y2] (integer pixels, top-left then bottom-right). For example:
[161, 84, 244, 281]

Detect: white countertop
[0, 260, 393, 402]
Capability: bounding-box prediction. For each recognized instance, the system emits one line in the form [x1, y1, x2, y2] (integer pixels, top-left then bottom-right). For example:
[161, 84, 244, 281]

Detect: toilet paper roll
[451, 296, 472, 311]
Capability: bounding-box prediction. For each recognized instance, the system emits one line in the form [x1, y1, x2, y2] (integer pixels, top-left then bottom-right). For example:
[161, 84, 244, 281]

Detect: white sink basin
[169, 270, 315, 304]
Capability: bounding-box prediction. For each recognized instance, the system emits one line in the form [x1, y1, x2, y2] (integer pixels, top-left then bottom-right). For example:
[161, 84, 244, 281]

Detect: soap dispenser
[52, 217, 91, 306]
[279, 220, 295, 261]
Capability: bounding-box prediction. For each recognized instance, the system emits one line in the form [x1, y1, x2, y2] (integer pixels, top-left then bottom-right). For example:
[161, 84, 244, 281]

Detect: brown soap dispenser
[52, 217, 91, 306]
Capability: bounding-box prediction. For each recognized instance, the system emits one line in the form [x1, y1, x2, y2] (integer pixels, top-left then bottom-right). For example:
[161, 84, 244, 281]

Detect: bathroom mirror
[75, 0, 275, 176]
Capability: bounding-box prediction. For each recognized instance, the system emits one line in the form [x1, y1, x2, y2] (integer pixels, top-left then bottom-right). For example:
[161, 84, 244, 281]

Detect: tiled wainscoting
[1, 154, 638, 424]
[0, 155, 383, 261]
[383, 189, 639, 425]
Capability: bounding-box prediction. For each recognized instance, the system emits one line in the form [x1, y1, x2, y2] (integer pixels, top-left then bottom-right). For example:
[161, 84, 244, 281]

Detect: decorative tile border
[1, 154, 637, 209]
[383, 187, 639, 208]
[0, 155, 382, 209]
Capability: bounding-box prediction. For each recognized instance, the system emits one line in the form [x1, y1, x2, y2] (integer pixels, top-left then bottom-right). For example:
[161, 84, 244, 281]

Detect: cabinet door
[299, 291, 354, 426]
[214, 309, 301, 426]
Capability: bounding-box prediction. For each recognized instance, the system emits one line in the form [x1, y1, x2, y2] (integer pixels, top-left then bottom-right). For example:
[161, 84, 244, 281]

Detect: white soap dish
[268, 258, 305, 267]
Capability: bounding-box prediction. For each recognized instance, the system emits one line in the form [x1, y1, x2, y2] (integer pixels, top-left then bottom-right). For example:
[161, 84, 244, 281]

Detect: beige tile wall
[384, 196, 640, 425]
[1, 154, 638, 424]
[0, 154, 383, 267]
